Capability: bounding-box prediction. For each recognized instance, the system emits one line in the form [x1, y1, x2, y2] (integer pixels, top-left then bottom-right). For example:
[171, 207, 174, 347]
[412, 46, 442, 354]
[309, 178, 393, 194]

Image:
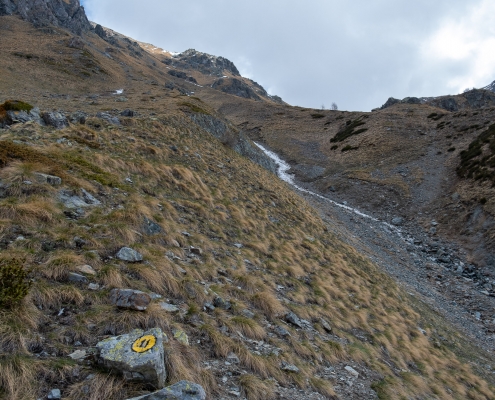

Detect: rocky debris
[281, 362, 299, 373]
[42, 111, 69, 129]
[76, 264, 96, 275]
[33, 172, 61, 186]
[0, 0, 91, 35]
[126, 380, 206, 400]
[88, 283, 99, 290]
[345, 365, 359, 378]
[168, 70, 187, 79]
[47, 388, 61, 399]
[96, 111, 120, 125]
[241, 309, 255, 318]
[59, 188, 101, 209]
[116, 247, 144, 262]
[96, 328, 166, 388]
[143, 217, 163, 235]
[109, 289, 151, 311]
[285, 311, 303, 328]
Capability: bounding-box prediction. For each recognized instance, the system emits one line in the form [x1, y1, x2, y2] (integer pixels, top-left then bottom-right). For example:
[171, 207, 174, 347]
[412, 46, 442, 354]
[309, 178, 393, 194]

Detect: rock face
[0, 0, 91, 35]
[212, 78, 261, 101]
[126, 380, 206, 400]
[173, 49, 240, 77]
[96, 328, 166, 388]
[109, 289, 151, 310]
[188, 113, 277, 174]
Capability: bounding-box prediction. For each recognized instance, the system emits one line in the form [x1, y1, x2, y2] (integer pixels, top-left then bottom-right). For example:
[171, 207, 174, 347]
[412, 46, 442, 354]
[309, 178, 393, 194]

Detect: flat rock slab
[97, 328, 166, 388]
[126, 380, 206, 400]
[110, 289, 151, 311]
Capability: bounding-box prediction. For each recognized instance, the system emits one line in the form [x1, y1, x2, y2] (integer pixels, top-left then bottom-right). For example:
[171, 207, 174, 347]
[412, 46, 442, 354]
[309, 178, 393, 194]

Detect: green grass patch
[330, 118, 368, 143]
[179, 102, 210, 115]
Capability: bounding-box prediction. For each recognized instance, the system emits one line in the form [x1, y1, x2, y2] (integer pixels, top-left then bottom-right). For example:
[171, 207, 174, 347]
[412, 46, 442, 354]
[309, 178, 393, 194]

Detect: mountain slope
[1, 7, 495, 400]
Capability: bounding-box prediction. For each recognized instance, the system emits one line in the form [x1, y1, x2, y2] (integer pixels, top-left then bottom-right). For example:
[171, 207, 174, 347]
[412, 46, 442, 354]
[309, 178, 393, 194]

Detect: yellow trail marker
[132, 335, 156, 353]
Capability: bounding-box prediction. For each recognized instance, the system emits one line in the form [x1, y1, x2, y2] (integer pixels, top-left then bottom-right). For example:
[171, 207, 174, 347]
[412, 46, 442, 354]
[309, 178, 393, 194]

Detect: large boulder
[96, 328, 166, 388]
[117, 247, 144, 262]
[126, 380, 206, 400]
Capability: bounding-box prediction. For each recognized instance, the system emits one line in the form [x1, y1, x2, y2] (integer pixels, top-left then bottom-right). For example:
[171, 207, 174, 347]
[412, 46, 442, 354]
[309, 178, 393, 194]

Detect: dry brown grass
[239, 374, 276, 400]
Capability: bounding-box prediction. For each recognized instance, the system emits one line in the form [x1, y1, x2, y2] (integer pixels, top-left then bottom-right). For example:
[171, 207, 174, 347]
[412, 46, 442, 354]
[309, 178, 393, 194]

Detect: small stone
[109, 289, 151, 311]
[160, 303, 180, 313]
[33, 172, 62, 186]
[120, 109, 136, 117]
[173, 328, 189, 346]
[241, 309, 255, 319]
[116, 247, 143, 262]
[203, 302, 215, 312]
[391, 217, 404, 226]
[88, 283, 100, 290]
[274, 326, 291, 337]
[475, 312, 482, 321]
[149, 293, 163, 300]
[181, 231, 191, 237]
[285, 312, 303, 328]
[226, 352, 240, 364]
[77, 265, 96, 275]
[68, 272, 88, 283]
[233, 243, 243, 249]
[47, 389, 61, 399]
[345, 366, 359, 378]
[189, 246, 202, 255]
[68, 350, 87, 360]
[281, 362, 299, 373]
[213, 296, 231, 310]
[125, 380, 206, 400]
[143, 217, 163, 235]
[320, 318, 332, 333]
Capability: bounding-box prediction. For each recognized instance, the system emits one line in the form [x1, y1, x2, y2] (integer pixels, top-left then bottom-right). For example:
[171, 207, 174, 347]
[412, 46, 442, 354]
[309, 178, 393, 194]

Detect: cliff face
[0, 0, 91, 34]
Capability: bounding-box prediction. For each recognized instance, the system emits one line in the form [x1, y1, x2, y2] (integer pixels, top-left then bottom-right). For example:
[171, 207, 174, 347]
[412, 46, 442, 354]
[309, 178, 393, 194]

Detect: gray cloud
[82, 0, 491, 111]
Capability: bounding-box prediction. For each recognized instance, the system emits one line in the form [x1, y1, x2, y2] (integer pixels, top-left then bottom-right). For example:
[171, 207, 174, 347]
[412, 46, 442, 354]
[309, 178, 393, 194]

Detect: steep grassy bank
[0, 108, 494, 399]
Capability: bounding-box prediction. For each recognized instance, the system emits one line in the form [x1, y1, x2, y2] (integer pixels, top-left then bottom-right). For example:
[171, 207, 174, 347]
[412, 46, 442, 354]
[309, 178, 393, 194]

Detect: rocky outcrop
[0, 0, 91, 35]
[212, 78, 261, 101]
[172, 49, 240, 77]
[188, 113, 277, 174]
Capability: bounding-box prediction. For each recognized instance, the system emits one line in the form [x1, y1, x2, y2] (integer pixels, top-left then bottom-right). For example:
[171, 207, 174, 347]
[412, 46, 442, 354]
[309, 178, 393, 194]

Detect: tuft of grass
[239, 374, 276, 400]
[179, 101, 210, 115]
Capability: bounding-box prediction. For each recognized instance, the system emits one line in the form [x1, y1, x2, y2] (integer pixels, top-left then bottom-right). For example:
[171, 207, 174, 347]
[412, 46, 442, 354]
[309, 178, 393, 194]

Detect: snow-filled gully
[254, 142, 401, 233]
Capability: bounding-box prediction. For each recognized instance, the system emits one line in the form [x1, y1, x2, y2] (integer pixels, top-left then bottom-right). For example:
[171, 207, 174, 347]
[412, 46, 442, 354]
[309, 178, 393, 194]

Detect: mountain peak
[172, 48, 240, 77]
[0, 0, 91, 35]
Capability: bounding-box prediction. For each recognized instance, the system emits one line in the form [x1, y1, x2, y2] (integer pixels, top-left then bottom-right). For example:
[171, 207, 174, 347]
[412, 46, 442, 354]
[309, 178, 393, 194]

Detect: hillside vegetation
[0, 101, 493, 399]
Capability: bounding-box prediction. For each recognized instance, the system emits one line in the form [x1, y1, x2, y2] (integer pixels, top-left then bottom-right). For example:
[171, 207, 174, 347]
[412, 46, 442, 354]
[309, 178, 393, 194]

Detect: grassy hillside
[0, 102, 494, 399]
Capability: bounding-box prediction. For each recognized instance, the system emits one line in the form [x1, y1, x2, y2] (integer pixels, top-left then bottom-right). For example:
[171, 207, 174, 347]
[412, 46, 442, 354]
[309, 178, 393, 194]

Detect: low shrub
[0, 259, 32, 308]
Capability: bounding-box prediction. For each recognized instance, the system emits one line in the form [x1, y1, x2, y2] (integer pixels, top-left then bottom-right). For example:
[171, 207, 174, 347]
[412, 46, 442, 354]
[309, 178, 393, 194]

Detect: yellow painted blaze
[132, 335, 156, 353]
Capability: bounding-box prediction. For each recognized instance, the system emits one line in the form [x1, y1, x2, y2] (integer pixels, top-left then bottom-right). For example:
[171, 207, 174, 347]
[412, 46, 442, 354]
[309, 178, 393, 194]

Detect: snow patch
[114, 89, 124, 95]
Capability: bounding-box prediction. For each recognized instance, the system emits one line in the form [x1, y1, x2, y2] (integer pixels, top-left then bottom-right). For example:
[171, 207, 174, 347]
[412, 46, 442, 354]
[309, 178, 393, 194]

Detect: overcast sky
[81, 0, 495, 111]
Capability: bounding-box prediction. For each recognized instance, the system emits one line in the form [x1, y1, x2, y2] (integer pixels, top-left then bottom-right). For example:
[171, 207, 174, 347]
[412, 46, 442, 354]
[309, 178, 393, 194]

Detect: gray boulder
[42, 112, 68, 129]
[5, 107, 44, 126]
[285, 311, 303, 328]
[110, 289, 151, 311]
[117, 247, 144, 262]
[143, 217, 163, 235]
[69, 111, 87, 124]
[34, 172, 62, 186]
[59, 189, 100, 209]
[97, 328, 166, 388]
[391, 217, 404, 226]
[97, 112, 120, 125]
[126, 380, 206, 400]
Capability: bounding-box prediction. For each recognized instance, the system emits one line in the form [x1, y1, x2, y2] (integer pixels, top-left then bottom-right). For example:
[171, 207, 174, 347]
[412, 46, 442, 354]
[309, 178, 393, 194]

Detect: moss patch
[330, 117, 368, 143]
